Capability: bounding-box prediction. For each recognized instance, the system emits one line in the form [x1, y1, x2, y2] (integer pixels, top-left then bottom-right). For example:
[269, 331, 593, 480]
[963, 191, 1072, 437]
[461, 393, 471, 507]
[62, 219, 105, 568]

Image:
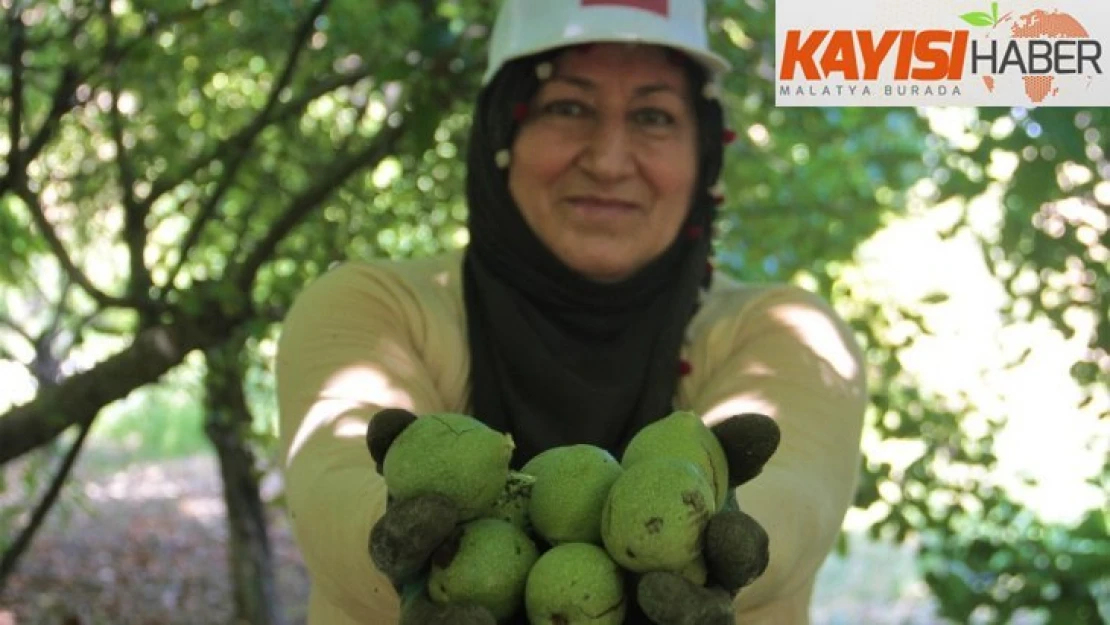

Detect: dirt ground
[0, 454, 310, 625]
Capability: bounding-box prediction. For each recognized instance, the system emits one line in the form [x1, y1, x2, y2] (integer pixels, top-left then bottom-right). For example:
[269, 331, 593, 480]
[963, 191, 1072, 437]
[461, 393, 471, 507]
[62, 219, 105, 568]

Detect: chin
[564, 255, 637, 284]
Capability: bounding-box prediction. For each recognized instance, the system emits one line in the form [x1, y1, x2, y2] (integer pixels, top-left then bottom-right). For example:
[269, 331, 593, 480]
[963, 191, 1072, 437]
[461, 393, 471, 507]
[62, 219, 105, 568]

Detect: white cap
[482, 0, 731, 86]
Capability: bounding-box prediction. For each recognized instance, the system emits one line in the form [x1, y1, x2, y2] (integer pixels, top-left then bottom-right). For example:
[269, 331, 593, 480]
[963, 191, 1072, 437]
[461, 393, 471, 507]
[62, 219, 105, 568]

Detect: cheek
[510, 129, 573, 192]
[510, 133, 567, 227]
[650, 154, 698, 207]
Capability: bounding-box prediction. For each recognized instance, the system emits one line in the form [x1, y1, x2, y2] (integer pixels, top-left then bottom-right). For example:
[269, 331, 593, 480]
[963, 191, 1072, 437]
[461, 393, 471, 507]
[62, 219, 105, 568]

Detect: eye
[541, 99, 590, 118]
[631, 108, 676, 127]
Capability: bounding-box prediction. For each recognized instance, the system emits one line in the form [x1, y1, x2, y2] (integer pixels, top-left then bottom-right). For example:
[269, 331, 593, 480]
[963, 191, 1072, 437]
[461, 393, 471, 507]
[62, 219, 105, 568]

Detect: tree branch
[83, 315, 133, 337]
[1, 1, 223, 201]
[234, 121, 406, 292]
[158, 0, 334, 294]
[261, 0, 333, 126]
[231, 2, 468, 293]
[256, 305, 288, 325]
[0, 418, 92, 592]
[0, 313, 231, 465]
[14, 185, 149, 311]
[16, 0, 92, 162]
[5, 67, 81, 199]
[5, 6, 27, 195]
[1, 0, 84, 198]
[40, 276, 75, 357]
[17, 0, 98, 60]
[0, 345, 28, 372]
[142, 66, 373, 238]
[125, 0, 230, 54]
[229, 197, 269, 254]
[52, 309, 101, 356]
[0, 311, 35, 349]
[336, 89, 376, 154]
[103, 3, 150, 310]
[22, 269, 60, 318]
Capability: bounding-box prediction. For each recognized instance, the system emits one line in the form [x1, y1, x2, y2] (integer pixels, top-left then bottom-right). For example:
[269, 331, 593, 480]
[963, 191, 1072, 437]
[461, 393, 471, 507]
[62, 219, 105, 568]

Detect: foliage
[0, 0, 1106, 622]
[860, 104, 1110, 624]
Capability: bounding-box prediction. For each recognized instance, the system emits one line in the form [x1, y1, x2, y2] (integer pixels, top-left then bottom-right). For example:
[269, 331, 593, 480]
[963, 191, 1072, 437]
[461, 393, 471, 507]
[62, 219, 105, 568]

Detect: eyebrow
[550, 74, 682, 97]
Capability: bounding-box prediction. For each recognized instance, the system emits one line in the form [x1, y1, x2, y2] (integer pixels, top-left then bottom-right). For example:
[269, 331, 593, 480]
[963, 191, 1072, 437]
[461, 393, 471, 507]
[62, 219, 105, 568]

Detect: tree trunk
[204, 333, 283, 625]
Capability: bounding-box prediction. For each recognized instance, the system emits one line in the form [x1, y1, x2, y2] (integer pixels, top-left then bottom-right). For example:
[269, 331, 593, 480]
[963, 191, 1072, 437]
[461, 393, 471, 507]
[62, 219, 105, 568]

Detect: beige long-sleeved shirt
[276, 248, 868, 624]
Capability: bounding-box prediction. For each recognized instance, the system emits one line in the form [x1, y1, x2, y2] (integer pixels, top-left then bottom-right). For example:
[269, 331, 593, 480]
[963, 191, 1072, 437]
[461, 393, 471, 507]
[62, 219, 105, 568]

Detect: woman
[276, 1, 868, 623]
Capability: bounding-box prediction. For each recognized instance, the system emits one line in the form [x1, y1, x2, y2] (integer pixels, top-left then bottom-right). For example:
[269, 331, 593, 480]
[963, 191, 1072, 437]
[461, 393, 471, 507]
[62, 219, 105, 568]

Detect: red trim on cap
[723, 129, 737, 145]
[581, 0, 668, 18]
[678, 359, 693, 376]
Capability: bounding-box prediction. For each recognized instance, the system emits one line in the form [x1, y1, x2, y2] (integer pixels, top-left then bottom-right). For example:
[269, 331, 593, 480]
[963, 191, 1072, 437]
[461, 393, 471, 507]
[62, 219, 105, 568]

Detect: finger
[704, 509, 770, 594]
[710, 413, 781, 487]
[400, 587, 498, 625]
[366, 408, 418, 474]
[637, 571, 732, 625]
[369, 493, 459, 585]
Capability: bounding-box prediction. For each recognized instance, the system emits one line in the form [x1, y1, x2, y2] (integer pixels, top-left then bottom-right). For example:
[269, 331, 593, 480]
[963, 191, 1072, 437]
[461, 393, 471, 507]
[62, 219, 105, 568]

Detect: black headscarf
[462, 47, 725, 468]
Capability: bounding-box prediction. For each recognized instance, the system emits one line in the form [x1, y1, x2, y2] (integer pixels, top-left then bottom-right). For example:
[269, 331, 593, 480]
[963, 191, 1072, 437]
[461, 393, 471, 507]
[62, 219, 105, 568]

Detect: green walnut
[427, 518, 539, 621]
[523, 444, 624, 545]
[621, 410, 730, 511]
[524, 542, 626, 625]
[600, 457, 715, 573]
[382, 413, 514, 520]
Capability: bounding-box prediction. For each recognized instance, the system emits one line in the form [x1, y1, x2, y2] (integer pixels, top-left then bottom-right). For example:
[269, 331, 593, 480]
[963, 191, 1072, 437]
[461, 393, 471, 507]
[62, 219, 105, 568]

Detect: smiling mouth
[565, 196, 641, 212]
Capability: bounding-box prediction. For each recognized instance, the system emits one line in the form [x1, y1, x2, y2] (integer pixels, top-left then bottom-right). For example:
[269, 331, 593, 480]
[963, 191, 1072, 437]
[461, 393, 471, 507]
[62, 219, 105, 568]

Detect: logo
[582, 0, 669, 17]
[775, 0, 1109, 106]
[962, 4, 1099, 103]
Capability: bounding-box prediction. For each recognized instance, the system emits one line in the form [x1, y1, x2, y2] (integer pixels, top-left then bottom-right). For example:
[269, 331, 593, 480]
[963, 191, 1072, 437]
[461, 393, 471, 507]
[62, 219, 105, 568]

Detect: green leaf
[959, 11, 995, 26]
[834, 528, 850, 556]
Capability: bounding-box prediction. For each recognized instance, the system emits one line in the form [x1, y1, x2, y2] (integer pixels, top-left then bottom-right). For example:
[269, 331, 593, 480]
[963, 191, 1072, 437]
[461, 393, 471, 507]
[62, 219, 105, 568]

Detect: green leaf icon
[959, 11, 996, 26]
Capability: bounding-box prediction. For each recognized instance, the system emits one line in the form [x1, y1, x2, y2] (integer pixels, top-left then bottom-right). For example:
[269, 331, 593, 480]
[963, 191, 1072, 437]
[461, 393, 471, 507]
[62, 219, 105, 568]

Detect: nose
[576, 117, 635, 182]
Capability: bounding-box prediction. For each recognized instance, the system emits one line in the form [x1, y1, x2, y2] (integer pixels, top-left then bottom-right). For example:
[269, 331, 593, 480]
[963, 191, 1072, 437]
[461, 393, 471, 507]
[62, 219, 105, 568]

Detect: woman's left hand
[634, 507, 770, 624]
[636, 571, 734, 625]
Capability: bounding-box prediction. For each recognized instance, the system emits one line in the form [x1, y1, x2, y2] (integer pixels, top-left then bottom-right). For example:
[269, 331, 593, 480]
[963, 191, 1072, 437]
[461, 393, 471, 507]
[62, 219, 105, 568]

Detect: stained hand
[365, 408, 499, 624]
[636, 412, 780, 625]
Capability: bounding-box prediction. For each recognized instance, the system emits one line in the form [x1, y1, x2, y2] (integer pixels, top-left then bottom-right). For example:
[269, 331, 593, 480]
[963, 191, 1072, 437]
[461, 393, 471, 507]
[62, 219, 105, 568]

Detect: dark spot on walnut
[682, 490, 707, 515]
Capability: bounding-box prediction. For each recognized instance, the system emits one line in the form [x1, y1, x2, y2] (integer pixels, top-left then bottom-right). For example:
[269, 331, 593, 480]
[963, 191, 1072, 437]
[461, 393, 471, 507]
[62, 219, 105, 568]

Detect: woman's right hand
[365, 408, 498, 624]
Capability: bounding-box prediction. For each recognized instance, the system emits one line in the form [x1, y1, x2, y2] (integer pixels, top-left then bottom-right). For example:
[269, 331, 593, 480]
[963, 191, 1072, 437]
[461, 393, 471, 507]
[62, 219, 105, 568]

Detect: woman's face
[508, 43, 698, 283]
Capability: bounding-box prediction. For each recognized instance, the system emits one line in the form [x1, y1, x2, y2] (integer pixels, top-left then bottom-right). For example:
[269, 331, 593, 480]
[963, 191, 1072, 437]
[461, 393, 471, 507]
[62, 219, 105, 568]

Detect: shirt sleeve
[681, 284, 868, 623]
[275, 261, 458, 622]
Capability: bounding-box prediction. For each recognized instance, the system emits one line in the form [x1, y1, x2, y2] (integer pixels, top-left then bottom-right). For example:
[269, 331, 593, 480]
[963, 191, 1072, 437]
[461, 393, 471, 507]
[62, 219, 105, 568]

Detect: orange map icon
[980, 9, 1093, 103]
